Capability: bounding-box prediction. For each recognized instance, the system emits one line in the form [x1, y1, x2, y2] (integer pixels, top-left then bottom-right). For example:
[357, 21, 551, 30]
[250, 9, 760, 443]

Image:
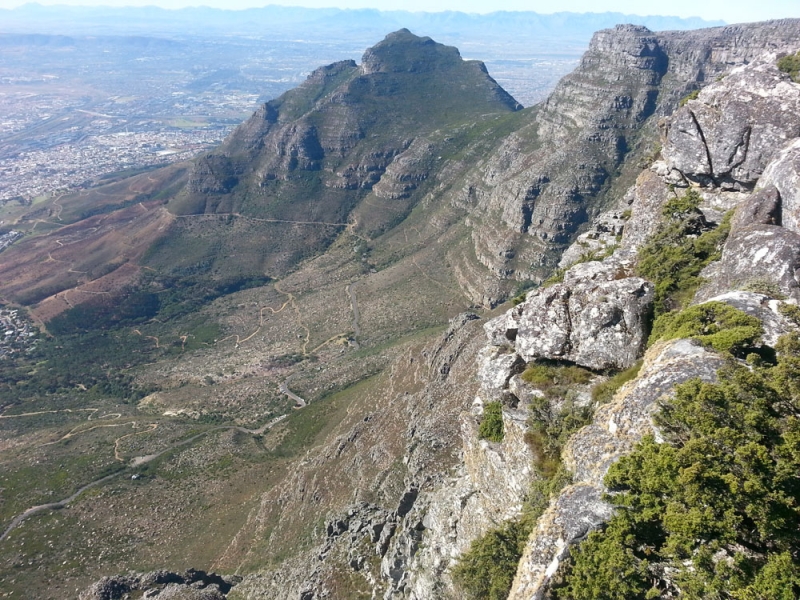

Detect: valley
[0, 13, 799, 600]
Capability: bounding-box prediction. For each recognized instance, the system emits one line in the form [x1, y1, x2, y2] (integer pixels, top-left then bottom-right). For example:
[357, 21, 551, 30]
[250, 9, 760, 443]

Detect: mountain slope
[158, 29, 521, 278]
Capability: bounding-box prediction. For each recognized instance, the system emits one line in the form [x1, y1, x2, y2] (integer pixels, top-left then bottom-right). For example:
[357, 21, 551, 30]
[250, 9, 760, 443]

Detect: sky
[0, 0, 798, 25]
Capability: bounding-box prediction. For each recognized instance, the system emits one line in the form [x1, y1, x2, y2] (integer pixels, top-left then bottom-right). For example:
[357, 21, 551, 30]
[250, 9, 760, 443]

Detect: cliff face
[449, 20, 800, 306]
[221, 25, 800, 600]
[76, 21, 800, 600]
[503, 53, 800, 599]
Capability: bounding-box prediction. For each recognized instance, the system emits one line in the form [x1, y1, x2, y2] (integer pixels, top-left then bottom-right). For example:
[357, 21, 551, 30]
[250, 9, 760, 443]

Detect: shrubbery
[649, 301, 763, 355]
[636, 189, 730, 316]
[453, 467, 573, 600]
[590, 360, 643, 405]
[522, 362, 594, 476]
[478, 401, 504, 442]
[778, 51, 800, 82]
[555, 332, 800, 599]
[452, 519, 530, 600]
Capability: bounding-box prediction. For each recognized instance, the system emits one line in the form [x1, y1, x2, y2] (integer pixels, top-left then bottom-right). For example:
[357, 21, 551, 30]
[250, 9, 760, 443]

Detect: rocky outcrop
[759, 138, 800, 234]
[80, 569, 239, 600]
[485, 261, 654, 371]
[661, 60, 800, 189]
[509, 339, 726, 599]
[453, 20, 800, 304]
[503, 49, 800, 599]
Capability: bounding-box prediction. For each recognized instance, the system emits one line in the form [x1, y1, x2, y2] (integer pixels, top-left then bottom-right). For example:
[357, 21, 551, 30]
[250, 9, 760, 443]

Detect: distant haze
[1, 1, 799, 25]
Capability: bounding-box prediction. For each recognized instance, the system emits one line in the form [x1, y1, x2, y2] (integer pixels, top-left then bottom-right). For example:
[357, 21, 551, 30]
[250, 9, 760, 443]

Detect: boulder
[662, 60, 800, 189]
[511, 275, 654, 371]
[759, 137, 800, 234]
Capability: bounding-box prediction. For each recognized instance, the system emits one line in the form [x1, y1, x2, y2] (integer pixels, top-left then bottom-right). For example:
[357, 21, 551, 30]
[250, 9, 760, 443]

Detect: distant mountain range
[1, 4, 724, 41]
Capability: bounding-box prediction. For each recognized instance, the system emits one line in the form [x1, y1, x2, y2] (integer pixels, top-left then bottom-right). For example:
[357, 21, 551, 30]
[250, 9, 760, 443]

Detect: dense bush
[452, 519, 530, 600]
[778, 51, 800, 82]
[636, 189, 731, 316]
[649, 301, 763, 355]
[555, 333, 800, 599]
[479, 401, 504, 442]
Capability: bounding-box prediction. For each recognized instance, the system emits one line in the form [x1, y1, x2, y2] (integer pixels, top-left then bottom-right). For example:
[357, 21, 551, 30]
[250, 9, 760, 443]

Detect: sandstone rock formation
[484, 265, 653, 371]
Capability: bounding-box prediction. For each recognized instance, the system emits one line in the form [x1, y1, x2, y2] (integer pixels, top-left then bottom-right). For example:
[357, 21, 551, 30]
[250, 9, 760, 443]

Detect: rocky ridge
[75, 23, 800, 600]
[449, 20, 800, 306]
[503, 52, 800, 598]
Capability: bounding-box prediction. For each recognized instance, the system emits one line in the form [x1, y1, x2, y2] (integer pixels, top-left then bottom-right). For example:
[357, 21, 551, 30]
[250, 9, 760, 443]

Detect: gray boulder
[759, 137, 800, 234]
[662, 60, 800, 189]
[510, 274, 653, 370]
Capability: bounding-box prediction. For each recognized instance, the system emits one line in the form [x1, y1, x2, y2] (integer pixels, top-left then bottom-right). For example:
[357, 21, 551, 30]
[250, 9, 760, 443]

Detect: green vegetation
[521, 465, 573, 526]
[452, 519, 530, 600]
[555, 332, 800, 599]
[678, 89, 700, 107]
[479, 401, 505, 442]
[453, 464, 573, 600]
[779, 302, 800, 326]
[778, 51, 800, 83]
[649, 301, 763, 356]
[522, 362, 594, 476]
[741, 278, 787, 299]
[636, 189, 731, 316]
[521, 362, 593, 391]
[591, 360, 643, 405]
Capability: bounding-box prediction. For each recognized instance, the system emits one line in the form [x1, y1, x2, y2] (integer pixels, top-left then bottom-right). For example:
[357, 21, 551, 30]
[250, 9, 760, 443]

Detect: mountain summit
[161, 29, 520, 276]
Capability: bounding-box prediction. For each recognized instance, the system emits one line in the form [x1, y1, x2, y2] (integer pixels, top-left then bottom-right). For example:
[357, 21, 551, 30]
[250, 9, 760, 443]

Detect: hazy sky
[1, 0, 799, 25]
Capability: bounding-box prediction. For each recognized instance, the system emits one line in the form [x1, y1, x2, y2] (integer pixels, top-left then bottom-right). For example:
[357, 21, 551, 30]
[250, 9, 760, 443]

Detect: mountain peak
[361, 27, 463, 74]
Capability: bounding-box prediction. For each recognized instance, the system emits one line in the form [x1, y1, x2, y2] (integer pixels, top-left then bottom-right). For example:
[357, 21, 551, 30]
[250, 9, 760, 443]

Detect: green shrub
[479, 401, 504, 442]
[741, 278, 787, 299]
[452, 519, 530, 600]
[649, 301, 762, 355]
[521, 465, 573, 527]
[778, 51, 800, 83]
[555, 332, 800, 599]
[678, 89, 700, 107]
[521, 362, 594, 474]
[542, 267, 567, 287]
[779, 303, 800, 326]
[591, 360, 643, 405]
[521, 363, 593, 394]
[636, 190, 731, 316]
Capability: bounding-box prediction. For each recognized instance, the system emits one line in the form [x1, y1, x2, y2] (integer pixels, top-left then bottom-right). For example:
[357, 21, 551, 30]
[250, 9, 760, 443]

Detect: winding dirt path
[0, 413, 290, 543]
[114, 423, 158, 461]
[279, 377, 306, 408]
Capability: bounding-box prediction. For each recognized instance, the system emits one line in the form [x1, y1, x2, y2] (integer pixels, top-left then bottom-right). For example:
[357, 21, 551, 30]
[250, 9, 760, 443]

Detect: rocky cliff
[75, 21, 800, 600]
[220, 33, 800, 600]
[503, 51, 800, 599]
[448, 19, 800, 306]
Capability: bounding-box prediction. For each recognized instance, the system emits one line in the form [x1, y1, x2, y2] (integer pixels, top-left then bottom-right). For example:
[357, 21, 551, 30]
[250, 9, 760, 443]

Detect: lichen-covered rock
[661, 59, 800, 189]
[759, 137, 800, 234]
[619, 168, 675, 252]
[557, 210, 627, 269]
[511, 274, 654, 370]
[79, 570, 238, 600]
[695, 224, 800, 303]
[509, 339, 726, 600]
[476, 346, 525, 400]
[695, 177, 800, 304]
